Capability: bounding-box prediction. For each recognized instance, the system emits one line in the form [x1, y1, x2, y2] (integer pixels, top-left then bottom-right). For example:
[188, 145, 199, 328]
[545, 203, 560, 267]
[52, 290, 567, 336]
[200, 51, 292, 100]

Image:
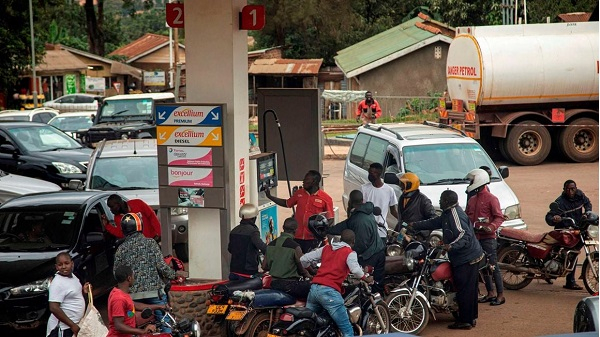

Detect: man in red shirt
[102, 194, 161, 240]
[466, 168, 505, 306]
[356, 91, 382, 125]
[107, 265, 156, 337]
[266, 170, 334, 253]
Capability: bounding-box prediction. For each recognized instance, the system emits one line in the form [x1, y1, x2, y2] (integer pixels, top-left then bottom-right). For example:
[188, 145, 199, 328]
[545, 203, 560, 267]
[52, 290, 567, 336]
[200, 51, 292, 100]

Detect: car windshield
[8, 125, 83, 152]
[89, 156, 158, 190]
[98, 98, 153, 122]
[49, 116, 94, 132]
[0, 211, 79, 251]
[402, 143, 500, 185]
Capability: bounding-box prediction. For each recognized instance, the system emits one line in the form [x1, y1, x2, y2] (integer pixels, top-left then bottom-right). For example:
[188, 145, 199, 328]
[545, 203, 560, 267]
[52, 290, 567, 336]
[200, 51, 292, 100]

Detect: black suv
[0, 191, 116, 332]
[0, 122, 92, 189]
[85, 93, 175, 147]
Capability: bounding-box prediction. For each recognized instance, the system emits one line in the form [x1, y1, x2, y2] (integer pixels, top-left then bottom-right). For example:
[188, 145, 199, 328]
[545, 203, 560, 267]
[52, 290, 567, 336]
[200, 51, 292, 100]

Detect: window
[32, 114, 43, 123]
[434, 46, 442, 60]
[349, 133, 369, 169]
[363, 136, 388, 169]
[59, 95, 76, 104]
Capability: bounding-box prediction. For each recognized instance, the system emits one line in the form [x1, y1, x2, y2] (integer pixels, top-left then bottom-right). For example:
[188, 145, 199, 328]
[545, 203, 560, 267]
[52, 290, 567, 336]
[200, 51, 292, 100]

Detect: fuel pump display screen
[257, 152, 277, 191]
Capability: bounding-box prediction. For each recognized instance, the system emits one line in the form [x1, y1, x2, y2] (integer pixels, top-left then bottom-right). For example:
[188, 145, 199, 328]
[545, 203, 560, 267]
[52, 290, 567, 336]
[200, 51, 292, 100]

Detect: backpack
[164, 255, 185, 284]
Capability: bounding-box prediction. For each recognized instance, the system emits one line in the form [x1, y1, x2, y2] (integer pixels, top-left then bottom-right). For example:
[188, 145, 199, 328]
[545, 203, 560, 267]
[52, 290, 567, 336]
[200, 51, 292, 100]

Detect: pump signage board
[156, 103, 227, 209]
[157, 126, 223, 146]
[156, 105, 222, 126]
[161, 146, 224, 167]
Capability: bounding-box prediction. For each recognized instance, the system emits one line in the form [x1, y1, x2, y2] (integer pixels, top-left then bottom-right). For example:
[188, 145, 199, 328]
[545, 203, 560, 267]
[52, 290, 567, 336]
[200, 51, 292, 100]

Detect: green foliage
[425, 0, 502, 27]
[525, 0, 597, 23]
[397, 92, 443, 121]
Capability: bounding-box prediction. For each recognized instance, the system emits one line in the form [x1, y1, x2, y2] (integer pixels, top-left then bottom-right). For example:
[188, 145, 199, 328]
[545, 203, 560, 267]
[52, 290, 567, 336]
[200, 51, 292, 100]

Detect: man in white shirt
[361, 163, 398, 244]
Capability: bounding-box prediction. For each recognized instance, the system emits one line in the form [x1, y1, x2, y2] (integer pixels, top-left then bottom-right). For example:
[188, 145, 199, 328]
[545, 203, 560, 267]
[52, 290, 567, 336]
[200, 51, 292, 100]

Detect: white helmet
[239, 203, 259, 219]
[466, 168, 490, 193]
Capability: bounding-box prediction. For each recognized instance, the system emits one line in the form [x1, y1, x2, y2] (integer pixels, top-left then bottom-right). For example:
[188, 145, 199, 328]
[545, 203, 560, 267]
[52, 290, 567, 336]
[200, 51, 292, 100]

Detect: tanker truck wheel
[559, 118, 599, 163]
[505, 120, 551, 165]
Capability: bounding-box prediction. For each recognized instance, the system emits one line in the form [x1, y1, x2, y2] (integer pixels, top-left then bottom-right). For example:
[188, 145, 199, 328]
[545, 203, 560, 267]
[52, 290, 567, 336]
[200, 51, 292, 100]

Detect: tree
[0, 0, 48, 94]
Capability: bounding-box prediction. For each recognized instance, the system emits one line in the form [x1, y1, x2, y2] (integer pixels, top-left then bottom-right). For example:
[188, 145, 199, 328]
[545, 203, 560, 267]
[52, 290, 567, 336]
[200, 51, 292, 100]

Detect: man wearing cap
[262, 217, 312, 299]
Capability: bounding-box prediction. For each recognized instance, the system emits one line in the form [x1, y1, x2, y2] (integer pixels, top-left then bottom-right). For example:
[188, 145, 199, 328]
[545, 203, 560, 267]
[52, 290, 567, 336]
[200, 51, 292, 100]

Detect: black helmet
[405, 241, 427, 261]
[121, 212, 143, 236]
[308, 214, 328, 240]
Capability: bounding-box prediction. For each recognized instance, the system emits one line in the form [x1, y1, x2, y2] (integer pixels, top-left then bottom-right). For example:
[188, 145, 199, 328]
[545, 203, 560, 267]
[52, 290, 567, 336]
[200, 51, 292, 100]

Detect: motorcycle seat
[285, 307, 315, 319]
[253, 289, 296, 307]
[213, 277, 263, 296]
[499, 227, 546, 243]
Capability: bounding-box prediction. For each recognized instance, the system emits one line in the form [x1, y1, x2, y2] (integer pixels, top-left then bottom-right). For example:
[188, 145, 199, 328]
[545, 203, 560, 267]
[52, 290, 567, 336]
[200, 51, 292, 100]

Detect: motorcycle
[268, 277, 390, 337]
[497, 202, 599, 295]
[385, 239, 459, 334]
[206, 276, 265, 325]
[137, 306, 201, 337]
[224, 279, 303, 337]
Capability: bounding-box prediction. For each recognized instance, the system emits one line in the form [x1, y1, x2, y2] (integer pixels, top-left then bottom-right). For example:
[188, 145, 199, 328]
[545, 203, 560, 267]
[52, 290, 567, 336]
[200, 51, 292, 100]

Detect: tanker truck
[439, 21, 598, 165]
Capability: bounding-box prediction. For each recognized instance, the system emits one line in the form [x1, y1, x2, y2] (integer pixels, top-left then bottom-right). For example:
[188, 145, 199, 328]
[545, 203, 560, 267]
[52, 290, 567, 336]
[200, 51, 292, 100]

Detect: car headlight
[52, 162, 83, 174]
[171, 207, 188, 216]
[10, 277, 52, 296]
[121, 134, 129, 139]
[588, 225, 599, 240]
[504, 204, 521, 220]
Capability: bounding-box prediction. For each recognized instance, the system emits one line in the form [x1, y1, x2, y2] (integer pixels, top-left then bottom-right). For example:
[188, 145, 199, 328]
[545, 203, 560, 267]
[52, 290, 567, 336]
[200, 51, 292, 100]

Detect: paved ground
[301, 143, 599, 337]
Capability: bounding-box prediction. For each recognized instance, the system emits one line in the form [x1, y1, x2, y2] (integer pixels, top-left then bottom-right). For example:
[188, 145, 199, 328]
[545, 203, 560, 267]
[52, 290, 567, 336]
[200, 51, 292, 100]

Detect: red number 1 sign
[166, 3, 184, 28]
[240, 5, 265, 30]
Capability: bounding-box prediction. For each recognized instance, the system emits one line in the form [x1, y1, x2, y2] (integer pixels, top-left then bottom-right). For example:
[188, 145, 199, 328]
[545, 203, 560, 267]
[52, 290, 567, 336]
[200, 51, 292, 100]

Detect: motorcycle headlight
[171, 207, 188, 216]
[52, 162, 83, 174]
[588, 225, 599, 240]
[10, 277, 52, 296]
[406, 257, 414, 271]
[504, 205, 521, 220]
[386, 244, 403, 257]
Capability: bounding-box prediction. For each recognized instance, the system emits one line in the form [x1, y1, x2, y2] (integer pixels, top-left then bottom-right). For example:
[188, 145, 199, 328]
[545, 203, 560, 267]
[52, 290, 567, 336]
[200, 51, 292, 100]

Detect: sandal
[563, 283, 583, 290]
[478, 295, 496, 303]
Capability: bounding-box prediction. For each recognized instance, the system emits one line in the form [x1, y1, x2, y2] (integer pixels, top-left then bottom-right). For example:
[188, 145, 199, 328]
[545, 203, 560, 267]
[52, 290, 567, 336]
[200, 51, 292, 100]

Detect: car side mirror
[69, 180, 84, 191]
[384, 172, 400, 185]
[86, 232, 104, 244]
[498, 166, 509, 179]
[0, 144, 16, 155]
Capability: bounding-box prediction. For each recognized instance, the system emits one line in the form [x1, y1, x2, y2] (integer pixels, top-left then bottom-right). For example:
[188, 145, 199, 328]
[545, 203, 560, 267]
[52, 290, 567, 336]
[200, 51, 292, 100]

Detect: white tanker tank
[441, 21, 599, 166]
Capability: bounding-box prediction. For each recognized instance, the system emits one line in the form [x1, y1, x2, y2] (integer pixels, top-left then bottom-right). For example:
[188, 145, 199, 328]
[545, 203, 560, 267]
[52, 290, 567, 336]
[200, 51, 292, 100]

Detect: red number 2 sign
[166, 3, 184, 28]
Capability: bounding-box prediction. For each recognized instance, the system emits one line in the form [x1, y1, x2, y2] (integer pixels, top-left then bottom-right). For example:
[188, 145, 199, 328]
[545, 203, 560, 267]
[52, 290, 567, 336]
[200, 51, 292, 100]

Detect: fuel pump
[248, 152, 278, 243]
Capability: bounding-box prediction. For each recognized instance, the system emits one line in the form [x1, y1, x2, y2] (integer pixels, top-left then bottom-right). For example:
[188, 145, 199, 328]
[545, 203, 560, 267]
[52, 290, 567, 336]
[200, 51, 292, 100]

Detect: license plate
[207, 304, 228, 315]
[226, 310, 247, 321]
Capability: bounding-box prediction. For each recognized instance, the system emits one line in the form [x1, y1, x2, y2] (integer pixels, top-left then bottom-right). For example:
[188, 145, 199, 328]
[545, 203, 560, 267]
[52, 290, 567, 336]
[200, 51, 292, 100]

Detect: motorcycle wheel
[582, 251, 599, 295]
[498, 246, 534, 290]
[363, 303, 391, 334]
[246, 312, 271, 337]
[386, 292, 429, 334]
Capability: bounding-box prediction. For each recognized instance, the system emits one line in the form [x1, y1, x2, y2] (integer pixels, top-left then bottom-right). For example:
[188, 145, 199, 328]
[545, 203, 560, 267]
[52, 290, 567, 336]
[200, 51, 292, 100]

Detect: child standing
[46, 252, 90, 337]
[107, 265, 156, 337]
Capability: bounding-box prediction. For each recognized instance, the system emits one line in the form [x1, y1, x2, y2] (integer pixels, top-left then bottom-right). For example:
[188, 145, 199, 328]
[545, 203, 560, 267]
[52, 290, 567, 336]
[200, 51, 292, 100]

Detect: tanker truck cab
[343, 122, 526, 230]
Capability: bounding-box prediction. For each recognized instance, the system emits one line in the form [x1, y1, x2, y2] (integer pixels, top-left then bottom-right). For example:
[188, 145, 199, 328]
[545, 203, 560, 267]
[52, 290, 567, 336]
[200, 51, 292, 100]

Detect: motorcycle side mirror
[141, 308, 153, 319]
[373, 206, 382, 216]
[549, 202, 561, 212]
[383, 172, 400, 185]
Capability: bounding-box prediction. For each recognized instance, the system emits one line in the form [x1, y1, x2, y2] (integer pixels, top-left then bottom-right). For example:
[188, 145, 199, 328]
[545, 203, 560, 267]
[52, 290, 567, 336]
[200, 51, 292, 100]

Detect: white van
[343, 122, 526, 230]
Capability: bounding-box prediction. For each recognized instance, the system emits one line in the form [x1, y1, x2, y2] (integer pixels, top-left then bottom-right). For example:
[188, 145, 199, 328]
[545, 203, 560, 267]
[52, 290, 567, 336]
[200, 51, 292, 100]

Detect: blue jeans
[306, 284, 353, 337]
[138, 292, 171, 333]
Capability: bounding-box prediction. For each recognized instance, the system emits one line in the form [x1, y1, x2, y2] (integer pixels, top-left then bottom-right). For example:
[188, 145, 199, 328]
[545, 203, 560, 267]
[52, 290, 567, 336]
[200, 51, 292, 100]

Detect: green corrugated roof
[334, 17, 437, 75]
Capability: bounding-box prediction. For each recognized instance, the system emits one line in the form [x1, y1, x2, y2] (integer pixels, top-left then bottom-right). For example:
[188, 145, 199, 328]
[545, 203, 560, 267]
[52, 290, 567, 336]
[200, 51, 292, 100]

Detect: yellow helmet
[399, 172, 420, 193]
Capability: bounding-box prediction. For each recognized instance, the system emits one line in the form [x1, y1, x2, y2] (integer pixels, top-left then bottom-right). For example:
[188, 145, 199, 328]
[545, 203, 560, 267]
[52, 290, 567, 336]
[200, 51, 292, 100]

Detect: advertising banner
[157, 126, 223, 146]
[167, 167, 214, 187]
[144, 71, 166, 86]
[166, 147, 214, 166]
[260, 204, 278, 244]
[156, 105, 222, 126]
